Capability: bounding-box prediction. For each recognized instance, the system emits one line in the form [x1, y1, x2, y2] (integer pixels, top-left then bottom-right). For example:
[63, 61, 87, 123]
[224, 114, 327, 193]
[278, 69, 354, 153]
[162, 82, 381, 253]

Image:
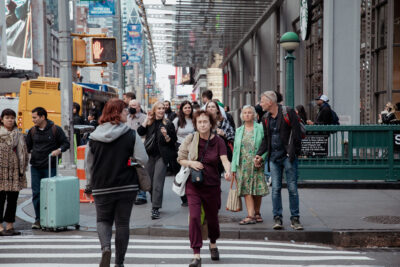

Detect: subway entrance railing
[298, 125, 400, 181]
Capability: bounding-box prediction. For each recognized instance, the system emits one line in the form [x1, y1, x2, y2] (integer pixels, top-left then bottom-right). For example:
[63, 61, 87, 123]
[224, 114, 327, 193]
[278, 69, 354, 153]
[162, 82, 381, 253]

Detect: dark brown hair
[177, 100, 193, 128]
[192, 110, 216, 131]
[0, 109, 17, 127]
[99, 99, 127, 125]
[205, 100, 222, 122]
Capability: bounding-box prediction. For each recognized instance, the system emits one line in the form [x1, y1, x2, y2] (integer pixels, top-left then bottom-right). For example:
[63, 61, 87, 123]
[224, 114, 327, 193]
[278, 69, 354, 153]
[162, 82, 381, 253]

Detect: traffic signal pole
[58, 0, 75, 169]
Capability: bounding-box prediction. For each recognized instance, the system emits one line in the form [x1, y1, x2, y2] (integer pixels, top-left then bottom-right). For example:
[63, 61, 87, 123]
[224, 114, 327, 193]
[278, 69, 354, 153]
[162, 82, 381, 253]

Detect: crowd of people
[0, 88, 349, 267]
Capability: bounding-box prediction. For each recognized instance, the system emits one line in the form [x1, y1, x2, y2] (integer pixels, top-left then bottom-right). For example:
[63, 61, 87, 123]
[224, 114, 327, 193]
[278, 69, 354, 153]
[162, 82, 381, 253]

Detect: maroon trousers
[186, 181, 221, 254]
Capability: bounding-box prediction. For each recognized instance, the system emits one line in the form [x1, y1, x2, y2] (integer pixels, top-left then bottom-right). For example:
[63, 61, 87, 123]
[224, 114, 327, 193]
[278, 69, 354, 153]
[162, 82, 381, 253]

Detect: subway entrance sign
[92, 37, 117, 63]
[394, 131, 400, 152]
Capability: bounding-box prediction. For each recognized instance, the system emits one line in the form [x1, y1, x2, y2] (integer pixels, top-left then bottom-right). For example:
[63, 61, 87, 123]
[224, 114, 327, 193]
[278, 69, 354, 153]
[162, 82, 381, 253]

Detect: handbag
[128, 158, 151, 192]
[226, 176, 242, 212]
[172, 166, 190, 196]
[190, 133, 211, 186]
[144, 131, 157, 155]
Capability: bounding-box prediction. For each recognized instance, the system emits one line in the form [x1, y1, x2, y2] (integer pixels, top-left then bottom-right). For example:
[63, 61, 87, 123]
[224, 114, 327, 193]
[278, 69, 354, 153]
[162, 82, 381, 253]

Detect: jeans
[145, 156, 167, 209]
[94, 191, 136, 265]
[269, 157, 299, 219]
[31, 166, 56, 221]
[136, 190, 147, 200]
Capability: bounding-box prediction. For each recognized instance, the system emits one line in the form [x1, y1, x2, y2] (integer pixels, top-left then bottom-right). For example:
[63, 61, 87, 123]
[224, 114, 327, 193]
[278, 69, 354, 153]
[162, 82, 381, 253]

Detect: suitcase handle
[48, 154, 59, 178]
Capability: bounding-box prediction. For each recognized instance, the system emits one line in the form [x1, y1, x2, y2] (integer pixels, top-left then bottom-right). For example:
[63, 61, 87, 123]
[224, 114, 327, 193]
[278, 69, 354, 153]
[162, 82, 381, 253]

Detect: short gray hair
[261, 91, 277, 103]
[240, 105, 257, 121]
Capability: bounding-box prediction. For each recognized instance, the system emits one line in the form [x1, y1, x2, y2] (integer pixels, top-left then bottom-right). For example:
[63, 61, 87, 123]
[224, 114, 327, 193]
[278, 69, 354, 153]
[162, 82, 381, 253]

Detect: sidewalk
[17, 176, 400, 247]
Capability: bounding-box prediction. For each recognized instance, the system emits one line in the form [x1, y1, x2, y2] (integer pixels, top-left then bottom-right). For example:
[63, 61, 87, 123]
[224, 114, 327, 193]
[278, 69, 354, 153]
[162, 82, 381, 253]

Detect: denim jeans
[269, 157, 299, 219]
[94, 191, 136, 265]
[31, 166, 56, 221]
[136, 190, 147, 200]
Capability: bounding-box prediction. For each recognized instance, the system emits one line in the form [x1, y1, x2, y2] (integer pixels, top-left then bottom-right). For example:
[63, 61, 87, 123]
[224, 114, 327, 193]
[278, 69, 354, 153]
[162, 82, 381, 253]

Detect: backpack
[331, 110, 340, 125]
[264, 106, 306, 139]
[30, 124, 57, 138]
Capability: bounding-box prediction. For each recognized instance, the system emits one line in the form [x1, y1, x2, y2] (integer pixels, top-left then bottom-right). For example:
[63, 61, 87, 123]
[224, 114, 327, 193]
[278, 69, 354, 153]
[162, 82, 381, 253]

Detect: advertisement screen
[89, 0, 115, 17]
[126, 24, 142, 64]
[4, 0, 32, 70]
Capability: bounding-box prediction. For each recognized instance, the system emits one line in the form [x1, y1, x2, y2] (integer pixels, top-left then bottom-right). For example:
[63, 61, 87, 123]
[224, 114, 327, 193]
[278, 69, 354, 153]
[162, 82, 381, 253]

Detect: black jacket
[89, 130, 138, 195]
[315, 103, 333, 125]
[257, 105, 302, 165]
[137, 119, 179, 172]
[165, 110, 177, 122]
[26, 120, 70, 169]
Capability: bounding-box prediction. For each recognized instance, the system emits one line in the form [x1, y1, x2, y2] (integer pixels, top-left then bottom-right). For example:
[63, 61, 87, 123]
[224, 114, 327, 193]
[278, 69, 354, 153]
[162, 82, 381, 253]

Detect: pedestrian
[177, 110, 232, 267]
[192, 101, 201, 113]
[86, 110, 99, 129]
[295, 105, 308, 124]
[126, 99, 148, 205]
[173, 100, 195, 207]
[231, 105, 269, 225]
[307, 94, 334, 125]
[205, 100, 235, 161]
[0, 109, 28, 236]
[164, 100, 177, 122]
[378, 102, 396, 124]
[122, 92, 136, 105]
[254, 91, 304, 230]
[26, 107, 70, 230]
[73, 102, 84, 125]
[137, 101, 178, 220]
[201, 90, 227, 119]
[84, 98, 148, 267]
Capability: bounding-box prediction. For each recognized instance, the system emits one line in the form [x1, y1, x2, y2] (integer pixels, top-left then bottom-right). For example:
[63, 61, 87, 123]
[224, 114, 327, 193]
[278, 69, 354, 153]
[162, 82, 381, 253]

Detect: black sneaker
[189, 257, 201, 267]
[32, 220, 41, 230]
[151, 208, 160, 220]
[290, 217, 304, 230]
[135, 198, 147, 205]
[272, 216, 283, 230]
[209, 244, 219, 261]
[100, 247, 111, 267]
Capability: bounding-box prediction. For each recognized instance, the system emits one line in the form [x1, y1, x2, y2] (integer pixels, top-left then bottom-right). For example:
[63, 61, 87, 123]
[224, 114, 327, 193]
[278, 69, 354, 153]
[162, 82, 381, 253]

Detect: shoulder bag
[190, 133, 211, 186]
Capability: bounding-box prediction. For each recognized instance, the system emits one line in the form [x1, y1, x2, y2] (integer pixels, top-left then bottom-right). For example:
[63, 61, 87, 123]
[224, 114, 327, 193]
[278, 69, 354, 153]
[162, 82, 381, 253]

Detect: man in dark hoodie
[26, 107, 70, 230]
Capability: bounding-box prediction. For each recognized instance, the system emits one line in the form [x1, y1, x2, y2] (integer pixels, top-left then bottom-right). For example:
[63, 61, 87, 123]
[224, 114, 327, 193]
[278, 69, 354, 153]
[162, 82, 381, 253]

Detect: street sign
[394, 132, 400, 152]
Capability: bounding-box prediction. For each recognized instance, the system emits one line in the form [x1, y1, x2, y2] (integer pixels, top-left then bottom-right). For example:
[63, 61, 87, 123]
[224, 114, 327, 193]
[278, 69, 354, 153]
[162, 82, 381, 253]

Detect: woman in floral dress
[231, 105, 269, 224]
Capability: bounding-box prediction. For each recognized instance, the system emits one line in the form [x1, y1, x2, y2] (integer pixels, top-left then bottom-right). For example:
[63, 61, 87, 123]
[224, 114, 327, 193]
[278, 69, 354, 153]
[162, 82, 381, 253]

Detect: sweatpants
[186, 181, 221, 254]
[0, 191, 19, 223]
[94, 191, 136, 265]
[145, 155, 167, 209]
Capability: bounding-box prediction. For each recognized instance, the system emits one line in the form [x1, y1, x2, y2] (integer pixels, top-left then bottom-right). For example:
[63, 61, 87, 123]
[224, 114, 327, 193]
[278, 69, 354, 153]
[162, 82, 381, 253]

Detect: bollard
[76, 145, 94, 203]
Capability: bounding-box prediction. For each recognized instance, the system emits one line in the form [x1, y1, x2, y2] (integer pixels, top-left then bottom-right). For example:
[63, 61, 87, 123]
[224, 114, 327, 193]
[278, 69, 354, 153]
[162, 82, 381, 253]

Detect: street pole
[284, 52, 295, 108]
[58, 0, 75, 168]
[116, 0, 124, 98]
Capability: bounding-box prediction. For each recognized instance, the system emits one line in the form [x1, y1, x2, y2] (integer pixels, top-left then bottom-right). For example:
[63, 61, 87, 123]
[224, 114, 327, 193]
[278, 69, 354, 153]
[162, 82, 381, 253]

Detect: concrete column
[323, 0, 361, 125]
[254, 33, 261, 102]
[0, 0, 6, 66]
[238, 49, 244, 108]
[31, 0, 46, 75]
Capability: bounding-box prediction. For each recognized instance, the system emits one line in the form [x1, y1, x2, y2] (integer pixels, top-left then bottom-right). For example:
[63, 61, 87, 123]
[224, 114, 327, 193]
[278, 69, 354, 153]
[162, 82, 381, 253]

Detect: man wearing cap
[307, 95, 333, 125]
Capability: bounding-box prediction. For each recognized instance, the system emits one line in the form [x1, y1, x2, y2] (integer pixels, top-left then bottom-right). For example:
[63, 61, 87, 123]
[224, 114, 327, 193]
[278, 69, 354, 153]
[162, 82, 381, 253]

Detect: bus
[17, 77, 118, 133]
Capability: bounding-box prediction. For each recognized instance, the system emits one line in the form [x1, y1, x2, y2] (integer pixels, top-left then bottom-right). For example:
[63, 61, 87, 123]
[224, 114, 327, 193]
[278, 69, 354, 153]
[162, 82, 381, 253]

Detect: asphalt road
[1, 233, 399, 266]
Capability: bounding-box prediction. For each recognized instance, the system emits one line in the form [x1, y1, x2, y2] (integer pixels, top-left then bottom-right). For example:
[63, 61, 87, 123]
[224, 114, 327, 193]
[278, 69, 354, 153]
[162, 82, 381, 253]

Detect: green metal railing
[298, 125, 400, 181]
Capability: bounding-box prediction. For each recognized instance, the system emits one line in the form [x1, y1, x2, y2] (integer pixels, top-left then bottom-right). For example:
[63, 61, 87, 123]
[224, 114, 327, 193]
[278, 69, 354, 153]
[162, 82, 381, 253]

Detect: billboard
[176, 85, 193, 96]
[126, 24, 143, 64]
[175, 67, 193, 85]
[4, 0, 32, 70]
[89, 0, 115, 17]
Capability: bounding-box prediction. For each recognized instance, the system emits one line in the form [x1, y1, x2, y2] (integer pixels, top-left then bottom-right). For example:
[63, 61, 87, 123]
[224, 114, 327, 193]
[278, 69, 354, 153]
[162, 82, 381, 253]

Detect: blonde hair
[261, 91, 277, 103]
[240, 105, 257, 121]
[151, 101, 168, 125]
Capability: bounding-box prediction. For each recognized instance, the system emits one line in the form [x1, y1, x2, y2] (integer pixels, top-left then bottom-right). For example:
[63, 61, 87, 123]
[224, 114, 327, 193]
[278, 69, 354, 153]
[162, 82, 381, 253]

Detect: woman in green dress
[231, 105, 269, 224]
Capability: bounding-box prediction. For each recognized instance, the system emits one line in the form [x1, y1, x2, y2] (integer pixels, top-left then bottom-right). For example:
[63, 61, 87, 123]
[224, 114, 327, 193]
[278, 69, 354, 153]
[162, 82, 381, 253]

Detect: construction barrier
[77, 145, 94, 203]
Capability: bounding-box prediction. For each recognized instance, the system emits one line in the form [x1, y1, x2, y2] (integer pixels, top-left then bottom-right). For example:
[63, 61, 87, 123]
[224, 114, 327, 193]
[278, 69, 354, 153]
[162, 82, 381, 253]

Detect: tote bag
[226, 176, 242, 212]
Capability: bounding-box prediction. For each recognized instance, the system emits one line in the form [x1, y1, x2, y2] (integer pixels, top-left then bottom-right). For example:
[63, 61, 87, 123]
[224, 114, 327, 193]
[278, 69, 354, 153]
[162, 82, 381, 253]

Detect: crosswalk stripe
[0, 253, 372, 261]
[0, 238, 332, 249]
[0, 244, 361, 254]
[0, 265, 381, 267]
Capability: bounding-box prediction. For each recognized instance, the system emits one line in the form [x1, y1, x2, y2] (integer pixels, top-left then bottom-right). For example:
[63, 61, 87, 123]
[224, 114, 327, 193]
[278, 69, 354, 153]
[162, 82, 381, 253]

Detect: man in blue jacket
[26, 107, 70, 229]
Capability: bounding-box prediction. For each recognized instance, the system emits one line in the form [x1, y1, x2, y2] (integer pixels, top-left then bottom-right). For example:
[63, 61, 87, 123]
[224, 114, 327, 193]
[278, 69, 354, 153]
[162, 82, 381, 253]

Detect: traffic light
[73, 38, 87, 63]
[91, 37, 117, 63]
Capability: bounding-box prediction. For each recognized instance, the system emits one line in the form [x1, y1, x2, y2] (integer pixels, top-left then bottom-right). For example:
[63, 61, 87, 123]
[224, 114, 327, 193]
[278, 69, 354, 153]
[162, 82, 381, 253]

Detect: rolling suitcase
[40, 155, 80, 231]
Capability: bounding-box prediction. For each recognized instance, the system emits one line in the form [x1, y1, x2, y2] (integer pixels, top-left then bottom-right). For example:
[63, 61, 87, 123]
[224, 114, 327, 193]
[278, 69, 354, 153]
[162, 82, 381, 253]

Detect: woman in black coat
[137, 101, 178, 220]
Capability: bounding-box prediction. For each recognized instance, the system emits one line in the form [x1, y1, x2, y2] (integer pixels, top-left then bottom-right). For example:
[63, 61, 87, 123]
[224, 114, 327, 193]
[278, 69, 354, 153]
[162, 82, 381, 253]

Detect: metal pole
[285, 52, 295, 108]
[58, 0, 75, 168]
[116, 0, 124, 98]
[143, 41, 146, 109]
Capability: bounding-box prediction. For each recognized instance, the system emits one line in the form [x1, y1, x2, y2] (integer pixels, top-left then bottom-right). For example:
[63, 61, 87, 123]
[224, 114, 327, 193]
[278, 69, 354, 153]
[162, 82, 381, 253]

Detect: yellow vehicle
[17, 77, 118, 133]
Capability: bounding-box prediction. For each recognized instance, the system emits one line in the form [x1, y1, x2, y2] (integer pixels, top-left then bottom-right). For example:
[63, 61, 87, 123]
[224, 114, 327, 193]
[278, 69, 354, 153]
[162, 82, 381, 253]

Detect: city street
[1, 234, 399, 266]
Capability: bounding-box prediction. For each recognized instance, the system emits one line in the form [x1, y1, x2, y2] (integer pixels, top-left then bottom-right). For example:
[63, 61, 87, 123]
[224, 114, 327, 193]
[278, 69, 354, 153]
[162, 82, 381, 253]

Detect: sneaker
[272, 216, 283, 230]
[181, 201, 188, 207]
[100, 247, 111, 267]
[135, 198, 147, 205]
[151, 208, 160, 220]
[189, 257, 201, 267]
[290, 217, 304, 230]
[32, 220, 41, 230]
[209, 244, 219, 261]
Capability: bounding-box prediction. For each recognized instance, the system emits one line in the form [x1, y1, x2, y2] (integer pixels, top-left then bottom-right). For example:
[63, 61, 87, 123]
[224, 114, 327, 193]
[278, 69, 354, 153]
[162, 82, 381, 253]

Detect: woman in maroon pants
[177, 110, 231, 267]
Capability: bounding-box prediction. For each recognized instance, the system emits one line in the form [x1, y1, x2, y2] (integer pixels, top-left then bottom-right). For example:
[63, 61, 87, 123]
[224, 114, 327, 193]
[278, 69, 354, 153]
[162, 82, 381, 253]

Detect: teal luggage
[40, 155, 80, 231]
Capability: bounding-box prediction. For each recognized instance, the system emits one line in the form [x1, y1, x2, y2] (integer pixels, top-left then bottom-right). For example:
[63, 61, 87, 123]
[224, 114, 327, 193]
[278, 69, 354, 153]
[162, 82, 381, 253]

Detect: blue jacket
[231, 121, 266, 172]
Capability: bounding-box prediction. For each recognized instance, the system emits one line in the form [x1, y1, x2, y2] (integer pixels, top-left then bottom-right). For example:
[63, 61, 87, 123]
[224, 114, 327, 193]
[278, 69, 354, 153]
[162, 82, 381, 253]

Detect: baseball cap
[315, 94, 329, 102]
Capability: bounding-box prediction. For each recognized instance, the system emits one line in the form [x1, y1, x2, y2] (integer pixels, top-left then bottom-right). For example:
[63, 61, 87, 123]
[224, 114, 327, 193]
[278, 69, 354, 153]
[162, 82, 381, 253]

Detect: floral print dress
[236, 129, 269, 197]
